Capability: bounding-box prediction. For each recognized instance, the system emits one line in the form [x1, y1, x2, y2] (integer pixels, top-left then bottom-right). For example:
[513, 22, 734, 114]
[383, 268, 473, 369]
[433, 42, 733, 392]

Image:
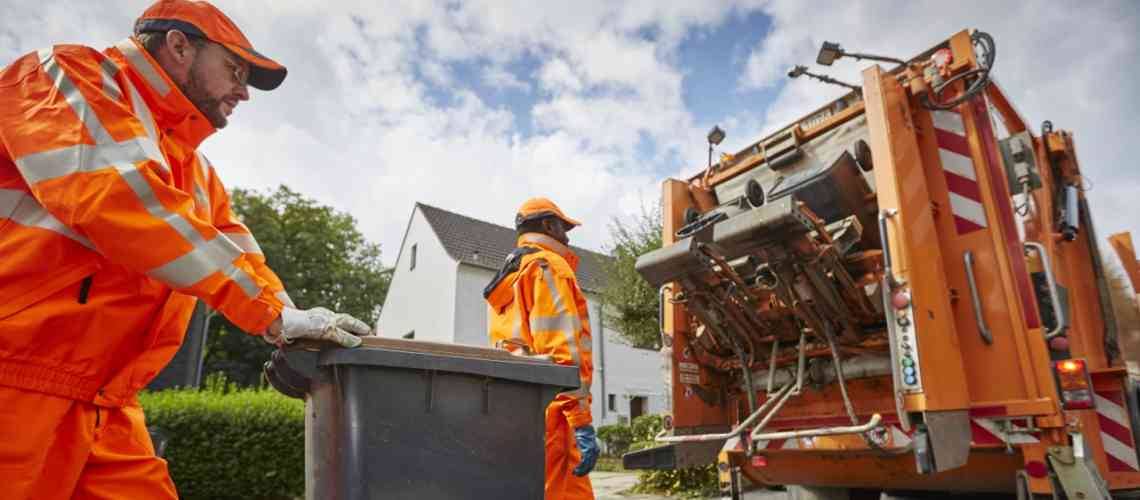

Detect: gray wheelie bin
[265, 337, 579, 500]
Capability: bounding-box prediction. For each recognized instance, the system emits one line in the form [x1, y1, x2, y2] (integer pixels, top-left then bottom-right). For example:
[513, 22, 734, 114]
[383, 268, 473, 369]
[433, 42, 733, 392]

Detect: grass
[594, 456, 626, 473]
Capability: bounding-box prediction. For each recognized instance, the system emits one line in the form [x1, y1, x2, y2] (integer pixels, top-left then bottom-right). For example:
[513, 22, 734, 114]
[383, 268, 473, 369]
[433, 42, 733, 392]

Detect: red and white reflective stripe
[970, 418, 1040, 446]
[932, 110, 988, 234]
[1095, 388, 1140, 472]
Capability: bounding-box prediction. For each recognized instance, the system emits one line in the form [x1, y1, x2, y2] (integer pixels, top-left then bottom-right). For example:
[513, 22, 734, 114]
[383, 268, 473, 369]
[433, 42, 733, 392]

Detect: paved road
[591, 471, 788, 499]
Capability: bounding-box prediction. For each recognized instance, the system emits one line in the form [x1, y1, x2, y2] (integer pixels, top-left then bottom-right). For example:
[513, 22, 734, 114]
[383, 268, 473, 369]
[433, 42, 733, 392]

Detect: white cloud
[3, 0, 1138, 274]
[481, 64, 529, 92]
[739, 0, 1140, 253]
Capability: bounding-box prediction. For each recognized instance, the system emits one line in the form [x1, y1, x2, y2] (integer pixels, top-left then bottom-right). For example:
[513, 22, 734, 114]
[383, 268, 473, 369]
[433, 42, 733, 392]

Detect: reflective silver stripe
[115, 38, 169, 96]
[223, 231, 263, 255]
[99, 58, 122, 102]
[21, 48, 262, 300]
[530, 314, 579, 333]
[125, 77, 160, 153]
[540, 264, 580, 366]
[541, 263, 566, 312]
[0, 188, 94, 250]
[580, 333, 592, 353]
[512, 280, 524, 339]
[18, 54, 166, 184]
[114, 164, 261, 298]
[39, 49, 113, 144]
[275, 290, 296, 308]
[17, 137, 167, 184]
[192, 152, 212, 211]
[149, 234, 247, 290]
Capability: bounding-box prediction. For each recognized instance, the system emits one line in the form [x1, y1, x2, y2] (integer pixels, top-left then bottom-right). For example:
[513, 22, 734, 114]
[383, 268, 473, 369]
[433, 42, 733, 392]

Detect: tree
[203, 185, 391, 386]
[600, 206, 663, 350]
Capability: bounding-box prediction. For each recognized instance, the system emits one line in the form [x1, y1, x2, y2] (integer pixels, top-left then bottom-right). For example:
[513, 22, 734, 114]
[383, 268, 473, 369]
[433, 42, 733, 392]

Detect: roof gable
[416, 202, 611, 292]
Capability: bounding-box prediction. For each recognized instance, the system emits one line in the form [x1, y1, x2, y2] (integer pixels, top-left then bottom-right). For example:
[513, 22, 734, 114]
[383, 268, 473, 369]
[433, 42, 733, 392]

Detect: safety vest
[0, 38, 289, 406]
[485, 233, 594, 428]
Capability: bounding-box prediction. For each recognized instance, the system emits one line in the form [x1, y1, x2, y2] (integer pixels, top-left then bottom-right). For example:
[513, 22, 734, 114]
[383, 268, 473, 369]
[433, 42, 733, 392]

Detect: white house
[378, 203, 667, 425]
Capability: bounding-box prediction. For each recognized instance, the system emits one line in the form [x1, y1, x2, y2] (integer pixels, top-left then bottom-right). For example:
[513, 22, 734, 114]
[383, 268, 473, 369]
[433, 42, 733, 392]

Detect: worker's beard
[180, 58, 228, 129]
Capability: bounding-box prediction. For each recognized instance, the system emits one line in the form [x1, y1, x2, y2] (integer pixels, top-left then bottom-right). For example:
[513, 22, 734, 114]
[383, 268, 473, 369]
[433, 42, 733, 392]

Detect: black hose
[921, 31, 996, 111]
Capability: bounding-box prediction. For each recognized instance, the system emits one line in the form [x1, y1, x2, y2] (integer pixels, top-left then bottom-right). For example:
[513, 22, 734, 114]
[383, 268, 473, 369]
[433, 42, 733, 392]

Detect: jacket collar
[518, 233, 579, 271]
[107, 37, 216, 149]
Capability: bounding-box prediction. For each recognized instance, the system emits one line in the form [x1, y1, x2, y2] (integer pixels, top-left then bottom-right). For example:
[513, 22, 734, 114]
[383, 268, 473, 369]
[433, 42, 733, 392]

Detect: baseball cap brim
[219, 42, 286, 91]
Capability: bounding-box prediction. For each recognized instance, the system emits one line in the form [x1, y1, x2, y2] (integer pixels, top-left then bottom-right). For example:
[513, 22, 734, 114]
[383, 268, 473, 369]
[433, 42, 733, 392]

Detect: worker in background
[485, 197, 600, 500]
[0, 1, 370, 497]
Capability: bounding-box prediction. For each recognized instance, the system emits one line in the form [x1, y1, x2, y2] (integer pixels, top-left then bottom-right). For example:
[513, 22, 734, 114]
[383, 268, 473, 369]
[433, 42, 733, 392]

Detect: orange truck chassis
[625, 30, 1139, 499]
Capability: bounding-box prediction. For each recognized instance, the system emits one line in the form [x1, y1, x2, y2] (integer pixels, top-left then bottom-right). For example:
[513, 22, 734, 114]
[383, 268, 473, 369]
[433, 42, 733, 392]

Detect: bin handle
[964, 251, 994, 345]
[1024, 241, 1066, 339]
[878, 209, 902, 288]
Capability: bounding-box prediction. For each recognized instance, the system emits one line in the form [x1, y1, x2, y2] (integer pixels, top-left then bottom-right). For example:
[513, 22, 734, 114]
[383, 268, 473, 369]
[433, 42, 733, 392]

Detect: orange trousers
[0, 386, 177, 499]
[544, 402, 594, 500]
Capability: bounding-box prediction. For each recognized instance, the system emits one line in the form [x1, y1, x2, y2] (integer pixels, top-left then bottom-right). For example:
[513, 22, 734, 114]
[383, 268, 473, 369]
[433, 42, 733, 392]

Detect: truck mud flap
[623, 441, 723, 471]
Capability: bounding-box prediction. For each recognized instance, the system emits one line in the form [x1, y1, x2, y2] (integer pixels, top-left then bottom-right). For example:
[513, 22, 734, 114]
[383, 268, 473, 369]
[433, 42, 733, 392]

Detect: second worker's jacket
[0, 38, 291, 406]
[485, 233, 594, 428]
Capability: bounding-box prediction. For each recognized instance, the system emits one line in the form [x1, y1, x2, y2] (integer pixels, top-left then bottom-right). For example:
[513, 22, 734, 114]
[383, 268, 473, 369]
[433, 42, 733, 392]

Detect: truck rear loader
[625, 29, 1140, 499]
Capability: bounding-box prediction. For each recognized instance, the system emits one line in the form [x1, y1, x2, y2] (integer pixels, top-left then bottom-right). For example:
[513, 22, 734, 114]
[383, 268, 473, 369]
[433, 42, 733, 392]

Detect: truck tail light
[1053, 359, 1094, 410]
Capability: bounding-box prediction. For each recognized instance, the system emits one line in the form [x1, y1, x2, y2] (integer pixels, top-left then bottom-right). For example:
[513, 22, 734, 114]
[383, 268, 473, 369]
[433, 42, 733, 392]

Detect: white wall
[589, 299, 668, 426]
[454, 264, 496, 347]
[377, 207, 457, 343]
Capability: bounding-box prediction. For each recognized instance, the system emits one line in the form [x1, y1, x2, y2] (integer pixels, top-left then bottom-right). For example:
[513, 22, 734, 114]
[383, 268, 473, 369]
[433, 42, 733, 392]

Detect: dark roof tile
[416, 202, 611, 292]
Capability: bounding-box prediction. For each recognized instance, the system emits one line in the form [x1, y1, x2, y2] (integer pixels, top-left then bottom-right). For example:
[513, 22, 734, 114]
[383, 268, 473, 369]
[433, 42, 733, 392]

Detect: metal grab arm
[1024, 241, 1066, 339]
[655, 382, 795, 443]
[751, 414, 883, 442]
[963, 251, 993, 344]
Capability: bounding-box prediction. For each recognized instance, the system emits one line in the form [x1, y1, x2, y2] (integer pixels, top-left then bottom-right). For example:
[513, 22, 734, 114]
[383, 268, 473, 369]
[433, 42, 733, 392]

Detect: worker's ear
[164, 29, 199, 66]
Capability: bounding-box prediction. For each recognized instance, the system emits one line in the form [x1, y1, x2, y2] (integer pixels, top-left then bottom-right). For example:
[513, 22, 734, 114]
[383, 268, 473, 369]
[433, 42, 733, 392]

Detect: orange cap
[515, 197, 581, 229]
[135, 0, 286, 90]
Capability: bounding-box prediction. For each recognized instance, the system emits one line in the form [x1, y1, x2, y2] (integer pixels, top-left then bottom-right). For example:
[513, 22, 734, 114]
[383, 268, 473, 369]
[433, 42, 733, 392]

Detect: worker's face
[181, 42, 250, 129]
[544, 218, 570, 246]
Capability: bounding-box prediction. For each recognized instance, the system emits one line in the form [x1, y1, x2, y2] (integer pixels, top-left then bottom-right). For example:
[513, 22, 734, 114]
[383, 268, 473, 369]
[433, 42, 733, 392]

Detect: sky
[2, 0, 1139, 267]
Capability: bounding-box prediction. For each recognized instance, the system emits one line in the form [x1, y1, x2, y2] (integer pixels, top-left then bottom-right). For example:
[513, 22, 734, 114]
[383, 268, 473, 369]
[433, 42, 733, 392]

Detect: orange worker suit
[486, 233, 595, 500]
[0, 26, 289, 500]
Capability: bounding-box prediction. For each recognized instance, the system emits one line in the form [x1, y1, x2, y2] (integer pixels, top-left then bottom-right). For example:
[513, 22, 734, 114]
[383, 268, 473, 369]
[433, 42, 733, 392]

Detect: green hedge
[139, 375, 304, 500]
[604, 414, 720, 498]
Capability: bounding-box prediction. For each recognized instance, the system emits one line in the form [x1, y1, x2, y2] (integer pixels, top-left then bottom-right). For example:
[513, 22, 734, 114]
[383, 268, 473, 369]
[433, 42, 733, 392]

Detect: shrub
[627, 414, 720, 499]
[139, 374, 304, 500]
[597, 423, 634, 456]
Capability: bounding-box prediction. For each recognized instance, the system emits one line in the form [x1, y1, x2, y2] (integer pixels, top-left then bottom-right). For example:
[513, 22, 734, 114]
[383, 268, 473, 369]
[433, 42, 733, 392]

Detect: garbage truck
[625, 29, 1140, 499]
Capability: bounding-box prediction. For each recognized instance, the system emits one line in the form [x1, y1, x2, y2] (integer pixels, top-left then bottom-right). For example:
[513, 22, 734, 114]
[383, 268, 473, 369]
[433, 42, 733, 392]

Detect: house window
[607, 394, 616, 412]
[403, 330, 415, 339]
[410, 244, 417, 270]
[630, 396, 647, 420]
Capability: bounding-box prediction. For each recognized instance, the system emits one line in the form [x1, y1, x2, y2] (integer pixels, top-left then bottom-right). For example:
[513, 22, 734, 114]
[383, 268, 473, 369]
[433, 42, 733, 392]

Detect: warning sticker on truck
[679, 373, 700, 385]
[679, 362, 700, 373]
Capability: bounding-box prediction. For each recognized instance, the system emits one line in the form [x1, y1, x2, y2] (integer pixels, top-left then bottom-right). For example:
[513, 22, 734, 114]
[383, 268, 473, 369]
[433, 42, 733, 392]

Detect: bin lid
[316, 337, 581, 390]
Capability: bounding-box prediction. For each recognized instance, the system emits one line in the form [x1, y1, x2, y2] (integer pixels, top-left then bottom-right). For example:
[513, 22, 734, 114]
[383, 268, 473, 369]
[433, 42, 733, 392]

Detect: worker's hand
[271, 307, 372, 348]
[571, 424, 600, 477]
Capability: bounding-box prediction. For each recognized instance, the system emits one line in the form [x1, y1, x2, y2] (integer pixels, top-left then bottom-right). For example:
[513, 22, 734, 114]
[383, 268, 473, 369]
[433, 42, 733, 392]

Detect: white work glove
[271, 307, 372, 348]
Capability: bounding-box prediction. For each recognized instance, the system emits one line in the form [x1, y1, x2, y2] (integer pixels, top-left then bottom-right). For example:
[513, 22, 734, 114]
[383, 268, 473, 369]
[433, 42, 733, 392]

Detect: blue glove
[572, 424, 600, 477]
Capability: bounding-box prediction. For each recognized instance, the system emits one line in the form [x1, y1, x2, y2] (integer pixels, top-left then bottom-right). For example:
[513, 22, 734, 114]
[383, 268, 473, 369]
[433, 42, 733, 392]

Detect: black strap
[77, 276, 93, 304]
[483, 247, 541, 299]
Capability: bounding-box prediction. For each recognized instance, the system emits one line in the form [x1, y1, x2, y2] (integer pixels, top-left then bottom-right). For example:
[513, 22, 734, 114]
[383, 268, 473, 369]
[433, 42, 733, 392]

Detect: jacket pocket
[0, 258, 102, 320]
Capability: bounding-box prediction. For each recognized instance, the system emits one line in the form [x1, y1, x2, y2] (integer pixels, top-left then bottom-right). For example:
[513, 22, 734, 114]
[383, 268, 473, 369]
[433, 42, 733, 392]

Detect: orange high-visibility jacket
[0, 38, 291, 406]
[485, 233, 594, 428]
